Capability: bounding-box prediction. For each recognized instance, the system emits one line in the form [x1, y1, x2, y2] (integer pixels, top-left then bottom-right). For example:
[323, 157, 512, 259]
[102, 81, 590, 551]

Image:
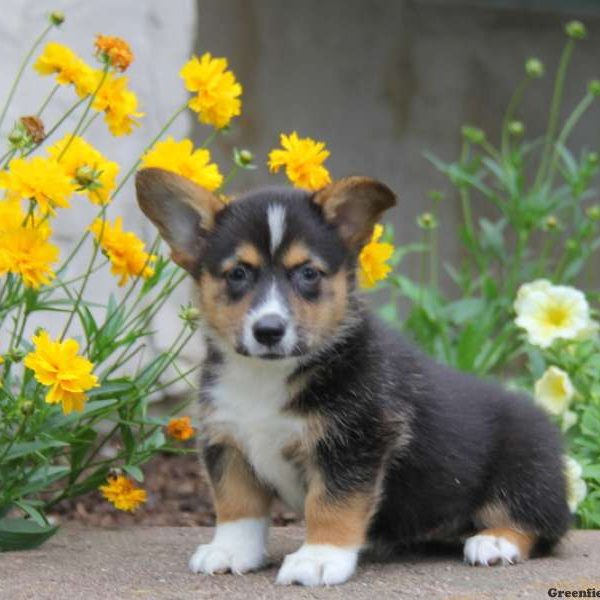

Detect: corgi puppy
[135, 168, 570, 587]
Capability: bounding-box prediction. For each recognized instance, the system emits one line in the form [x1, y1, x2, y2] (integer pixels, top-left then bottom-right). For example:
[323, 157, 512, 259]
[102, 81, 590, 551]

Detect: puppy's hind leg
[464, 503, 537, 567]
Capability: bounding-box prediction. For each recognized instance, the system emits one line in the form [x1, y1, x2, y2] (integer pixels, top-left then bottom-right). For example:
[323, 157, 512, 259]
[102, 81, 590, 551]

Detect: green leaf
[87, 379, 136, 400]
[0, 517, 58, 551]
[123, 464, 144, 482]
[19, 465, 70, 496]
[444, 298, 484, 325]
[13, 501, 48, 528]
[3, 438, 68, 461]
[139, 429, 166, 454]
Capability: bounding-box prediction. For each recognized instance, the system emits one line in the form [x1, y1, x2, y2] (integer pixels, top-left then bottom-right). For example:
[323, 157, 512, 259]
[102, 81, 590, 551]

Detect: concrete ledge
[1, 526, 599, 599]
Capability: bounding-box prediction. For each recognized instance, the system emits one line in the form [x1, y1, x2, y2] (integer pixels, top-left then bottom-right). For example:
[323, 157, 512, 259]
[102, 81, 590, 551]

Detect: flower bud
[565, 239, 578, 252]
[565, 20, 587, 40]
[508, 120, 525, 136]
[233, 147, 256, 169]
[542, 215, 560, 231]
[20, 401, 35, 416]
[20, 115, 45, 144]
[179, 303, 201, 330]
[525, 58, 545, 78]
[7, 125, 26, 147]
[588, 80, 600, 97]
[461, 126, 486, 145]
[49, 11, 65, 26]
[417, 212, 438, 230]
[586, 152, 599, 167]
[586, 204, 600, 221]
[7, 348, 26, 363]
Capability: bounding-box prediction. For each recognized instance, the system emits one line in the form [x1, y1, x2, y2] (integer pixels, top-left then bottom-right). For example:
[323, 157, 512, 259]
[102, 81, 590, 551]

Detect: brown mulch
[49, 451, 299, 528]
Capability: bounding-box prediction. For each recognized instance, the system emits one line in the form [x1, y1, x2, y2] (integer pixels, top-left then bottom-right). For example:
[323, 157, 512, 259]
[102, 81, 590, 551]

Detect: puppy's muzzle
[252, 313, 287, 347]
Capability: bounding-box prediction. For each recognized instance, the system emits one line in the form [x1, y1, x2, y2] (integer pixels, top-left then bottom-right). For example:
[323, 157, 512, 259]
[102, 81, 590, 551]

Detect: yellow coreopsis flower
[141, 137, 223, 191]
[47, 134, 119, 205]
[95, 34, 134, 72]
[0, 156, 76, 214]
[180, 52, 242, 129]
[268, 132, 332, 191]
[89, 217, 156, 286]
[34, 42, 96, 97]
[534, 366, 575, 416]
[166, 416, 196, 441]
[92, 71, 143, 136]
[24, 331, 99, 414]
[99, 474, 147, 512]
[0, 226, 59, 289]
[514, 280, 598, 348]
[358, 224, 394, 289]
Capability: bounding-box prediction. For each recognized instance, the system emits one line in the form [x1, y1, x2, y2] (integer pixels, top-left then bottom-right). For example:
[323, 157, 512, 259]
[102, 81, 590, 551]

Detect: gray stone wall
[195, 0, 600, 289]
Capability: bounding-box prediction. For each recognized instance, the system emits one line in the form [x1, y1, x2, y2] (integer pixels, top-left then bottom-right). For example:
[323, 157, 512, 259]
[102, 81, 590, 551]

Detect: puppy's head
[136, 168, 395, 360]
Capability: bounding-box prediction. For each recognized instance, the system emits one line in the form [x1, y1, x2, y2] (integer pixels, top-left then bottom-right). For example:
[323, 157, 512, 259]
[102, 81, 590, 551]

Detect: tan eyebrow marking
[281, 242, 327, 272]
[221, 242, 263, 272]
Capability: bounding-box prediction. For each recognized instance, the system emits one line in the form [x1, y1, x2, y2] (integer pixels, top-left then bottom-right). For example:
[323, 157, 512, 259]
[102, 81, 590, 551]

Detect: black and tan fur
[136, 168, 570, 586]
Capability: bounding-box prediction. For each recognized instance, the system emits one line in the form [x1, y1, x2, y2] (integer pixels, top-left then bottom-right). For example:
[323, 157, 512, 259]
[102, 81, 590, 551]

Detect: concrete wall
[195, 0, 600, 288]
[0, 0, 200, 377]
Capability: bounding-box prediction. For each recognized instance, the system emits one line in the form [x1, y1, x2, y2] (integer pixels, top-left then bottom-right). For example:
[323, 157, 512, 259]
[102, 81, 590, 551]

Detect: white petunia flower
[564, 455, 587, 513]
[514, 279, 598, 348]
[534, 366, 575, 416]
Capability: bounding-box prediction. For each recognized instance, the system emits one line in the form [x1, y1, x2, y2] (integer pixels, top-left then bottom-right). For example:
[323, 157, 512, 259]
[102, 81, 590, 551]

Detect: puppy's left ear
[313, 176, 396, 246]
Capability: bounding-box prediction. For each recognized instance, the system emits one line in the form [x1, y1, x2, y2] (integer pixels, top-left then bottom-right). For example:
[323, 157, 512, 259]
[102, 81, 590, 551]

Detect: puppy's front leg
[189, 444, 273, 575]
[277, 474, 375, 586]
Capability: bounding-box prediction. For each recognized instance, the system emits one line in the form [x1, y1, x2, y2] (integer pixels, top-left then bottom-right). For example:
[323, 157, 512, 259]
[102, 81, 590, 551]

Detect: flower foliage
[180, 52, 242, 129]
[358, 224, 394, 289]
[0, 156, 76, 213]
[268, 131, 331, 191]
[24, 331, 99, 414]
[95, 35, 134, 72]
[0, 200, 59, 288]
[99, 474, 147, 511]
[48, 134, 119, 205]
[514, 280, 597, 348]
[141, 137, 223, 191]
[166, 416, 196, 441]
[89, 217, 156, 286]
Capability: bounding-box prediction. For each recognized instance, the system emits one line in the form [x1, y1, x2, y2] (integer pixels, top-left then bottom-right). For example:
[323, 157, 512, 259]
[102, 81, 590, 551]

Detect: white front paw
[276, 544, 358, 586]
[189, 518, 268, 575]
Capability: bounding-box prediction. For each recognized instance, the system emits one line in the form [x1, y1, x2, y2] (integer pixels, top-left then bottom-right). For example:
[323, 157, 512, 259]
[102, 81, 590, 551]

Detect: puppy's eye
[224, 264, 255, 298]
[291, 264, 323, 299]
[226, 265, 249, 283]
[299, 265, 320, 283]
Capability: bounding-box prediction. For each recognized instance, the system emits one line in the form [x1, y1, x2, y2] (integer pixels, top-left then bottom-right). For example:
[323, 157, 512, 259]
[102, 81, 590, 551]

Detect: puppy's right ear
[135, 168, 225, 275]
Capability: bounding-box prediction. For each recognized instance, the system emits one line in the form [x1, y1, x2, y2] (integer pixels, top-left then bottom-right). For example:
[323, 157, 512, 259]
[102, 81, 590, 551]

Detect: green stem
[0, 414, 30, 471]
[79, 112, 100, 137]
[535, 40, 575, 189]
[37, 84, 60, 117]
[200, 129, 219, 149]
[24, 96, 88, 157]
[57, 66, 110, 162]
[60, 207, 107, 340]
[0, 23, 54, 133]
[220, 164, 239, 191]
[547, 92, 595, 186]
[501, 78, 528, 158]
[110, 102, 187, 201]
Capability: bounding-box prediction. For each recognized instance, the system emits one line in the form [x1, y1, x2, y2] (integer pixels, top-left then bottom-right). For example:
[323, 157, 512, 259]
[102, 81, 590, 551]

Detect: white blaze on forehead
[267, 204, 287, 255]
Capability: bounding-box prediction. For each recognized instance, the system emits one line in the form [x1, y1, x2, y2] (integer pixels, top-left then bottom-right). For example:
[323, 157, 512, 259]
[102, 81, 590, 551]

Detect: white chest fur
[204, 352, 306, 512]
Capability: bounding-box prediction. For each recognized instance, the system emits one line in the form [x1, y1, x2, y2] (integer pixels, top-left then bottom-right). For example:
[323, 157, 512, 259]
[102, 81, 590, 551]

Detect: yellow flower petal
[267, 132, 331, 191]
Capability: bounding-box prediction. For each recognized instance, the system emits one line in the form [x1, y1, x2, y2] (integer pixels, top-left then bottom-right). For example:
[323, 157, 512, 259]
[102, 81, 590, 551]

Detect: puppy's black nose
[253, 314, 286, 346]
